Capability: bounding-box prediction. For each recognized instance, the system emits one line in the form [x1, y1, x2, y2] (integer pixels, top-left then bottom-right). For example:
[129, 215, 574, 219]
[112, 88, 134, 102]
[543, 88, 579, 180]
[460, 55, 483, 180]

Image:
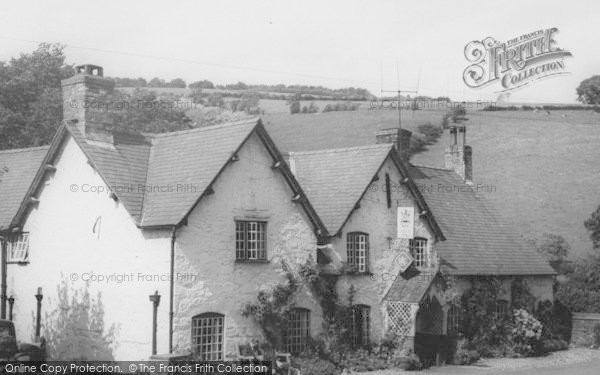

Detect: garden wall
[571, 313, 600, 346]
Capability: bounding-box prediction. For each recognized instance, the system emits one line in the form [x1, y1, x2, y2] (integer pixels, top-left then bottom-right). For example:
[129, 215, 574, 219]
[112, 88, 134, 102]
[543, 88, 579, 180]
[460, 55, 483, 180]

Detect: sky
[0, 0, 598, 103]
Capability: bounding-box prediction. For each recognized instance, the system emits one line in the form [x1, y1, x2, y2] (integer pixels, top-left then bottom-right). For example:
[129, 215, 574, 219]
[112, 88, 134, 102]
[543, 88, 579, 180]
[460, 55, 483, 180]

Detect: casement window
[352, 304, 370, 347]
[285, 308, 311, 354]
[409, 237, 428, 268]
[447, 302, 461, 335]
[191, 312, 224, 360]
[495, 300, 509, 317]
[235, 220, 267, 261]
[7, 232, 29, 263]
[347, 232, 369, 273]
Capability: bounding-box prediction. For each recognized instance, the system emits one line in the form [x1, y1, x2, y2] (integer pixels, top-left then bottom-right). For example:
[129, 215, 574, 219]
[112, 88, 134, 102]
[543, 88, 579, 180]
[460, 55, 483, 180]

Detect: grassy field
[263, 106, 600, 257]
[412, 109, 600, 256]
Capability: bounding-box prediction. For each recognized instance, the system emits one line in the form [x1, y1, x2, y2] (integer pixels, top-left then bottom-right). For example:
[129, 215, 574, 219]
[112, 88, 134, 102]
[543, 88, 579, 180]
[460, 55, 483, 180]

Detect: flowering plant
[510, 308, 543, 356]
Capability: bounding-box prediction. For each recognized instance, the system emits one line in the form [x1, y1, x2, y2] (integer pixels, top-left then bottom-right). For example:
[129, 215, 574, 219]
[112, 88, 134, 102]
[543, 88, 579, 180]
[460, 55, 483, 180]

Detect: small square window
[7, 232, 29, 263]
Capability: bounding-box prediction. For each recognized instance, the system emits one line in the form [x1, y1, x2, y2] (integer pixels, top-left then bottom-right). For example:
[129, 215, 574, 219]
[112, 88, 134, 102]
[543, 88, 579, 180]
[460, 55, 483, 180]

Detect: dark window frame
[285, 308, 311, 354]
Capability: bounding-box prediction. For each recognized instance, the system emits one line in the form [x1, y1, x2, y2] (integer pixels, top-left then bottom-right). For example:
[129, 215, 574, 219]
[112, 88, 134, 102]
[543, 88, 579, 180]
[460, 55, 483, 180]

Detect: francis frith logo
[463, 27, 573, 91]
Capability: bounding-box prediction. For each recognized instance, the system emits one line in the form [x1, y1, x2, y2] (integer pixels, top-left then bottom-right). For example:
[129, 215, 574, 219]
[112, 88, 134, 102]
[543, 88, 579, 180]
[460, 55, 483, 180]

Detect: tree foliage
[42, 278, 117, 360]
[576, 75, 600, 104]
[0, 43, 74, 150]
[584, 205, 600, 250]
[92, 89, 193, 134]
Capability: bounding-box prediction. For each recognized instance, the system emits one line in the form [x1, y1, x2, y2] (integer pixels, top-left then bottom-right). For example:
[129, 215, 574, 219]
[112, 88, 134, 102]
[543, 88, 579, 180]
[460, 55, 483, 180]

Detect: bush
[541, 338, 569, 352]
[510, 309, 544, 357]
[452, 347, 481, 365]
[292, 356, 339, 375]
[290, 101, 301, 114]
[534, 300, 572, 343]
[416, 122, 443, 145]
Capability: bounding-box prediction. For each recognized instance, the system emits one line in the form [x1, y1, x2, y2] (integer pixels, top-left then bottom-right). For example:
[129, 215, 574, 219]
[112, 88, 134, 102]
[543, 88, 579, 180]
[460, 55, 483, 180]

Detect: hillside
[265, 108, 600, 257]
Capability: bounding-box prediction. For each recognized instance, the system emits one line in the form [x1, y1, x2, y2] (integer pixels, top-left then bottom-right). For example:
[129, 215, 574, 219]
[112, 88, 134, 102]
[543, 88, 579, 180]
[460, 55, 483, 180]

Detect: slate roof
[69, 127, 151, 222]
[290, 145, 443, 238]
[408, 165, 555, 275]
[290, 145, 392, 233]
[141, 119, 257, 227]
[9, 118, 325, 233]
[384, 271, 438, 302]
[0, 146, 49, 231]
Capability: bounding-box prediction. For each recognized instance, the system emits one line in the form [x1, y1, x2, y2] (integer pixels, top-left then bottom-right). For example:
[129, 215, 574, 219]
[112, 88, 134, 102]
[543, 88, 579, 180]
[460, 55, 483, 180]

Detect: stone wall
[173, 132, 321, 358]
[571, 313, 600, 347]
[333, 155, 438, 343]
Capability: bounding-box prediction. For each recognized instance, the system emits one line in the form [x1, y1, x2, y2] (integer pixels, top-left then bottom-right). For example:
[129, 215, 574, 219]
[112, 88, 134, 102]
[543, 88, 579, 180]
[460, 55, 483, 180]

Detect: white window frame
[347, 232, 369, 273]
[7, 232, 29, 263]
[235, 220, 267, 261]
[409, 237, 428, 268]
[191, 312, 225, 360]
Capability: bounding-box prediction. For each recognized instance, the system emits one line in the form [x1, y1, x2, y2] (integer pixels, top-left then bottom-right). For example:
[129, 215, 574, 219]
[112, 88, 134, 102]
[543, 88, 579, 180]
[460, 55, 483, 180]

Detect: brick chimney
[375, 128, 412, 163]
[445, 126, 473, 185]
[62, 64, 115, 144]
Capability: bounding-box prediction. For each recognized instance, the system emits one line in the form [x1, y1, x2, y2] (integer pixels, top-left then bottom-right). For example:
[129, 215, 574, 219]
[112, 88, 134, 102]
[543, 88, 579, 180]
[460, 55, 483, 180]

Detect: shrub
[42, 278, 117, 360]
[289, 101, 301, 114]
[452, 347, 481, 365]
[534, 300, 572, 343]
[510, 309, 544, 357]
[416, 122, 443, 145]
[292, 356, 339, 375]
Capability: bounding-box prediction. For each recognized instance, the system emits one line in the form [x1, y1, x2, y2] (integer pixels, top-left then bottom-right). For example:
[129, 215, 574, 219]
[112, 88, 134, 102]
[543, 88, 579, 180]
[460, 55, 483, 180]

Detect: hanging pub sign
[397, 206, 414, 239]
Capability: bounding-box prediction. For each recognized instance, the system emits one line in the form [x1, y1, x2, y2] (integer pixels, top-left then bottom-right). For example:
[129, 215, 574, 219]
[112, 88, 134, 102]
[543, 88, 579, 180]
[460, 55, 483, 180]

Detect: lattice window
[7, 232, 29, 263]
[409, 237, 428, 268]
[235, 221, 266, 261]
[352, 304, 370, 347]
[495, 299, 509, 317]
[447, 302, 461, 335]
[347, 232, 369, 273]
[386, 302, 413, 336]
[286, 308, 310, 354]
[191, 312, 224, 360]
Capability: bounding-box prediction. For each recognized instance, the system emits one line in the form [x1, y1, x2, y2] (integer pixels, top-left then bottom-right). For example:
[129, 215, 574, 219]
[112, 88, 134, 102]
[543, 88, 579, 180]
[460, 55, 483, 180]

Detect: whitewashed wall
[9, 136, 172, 360]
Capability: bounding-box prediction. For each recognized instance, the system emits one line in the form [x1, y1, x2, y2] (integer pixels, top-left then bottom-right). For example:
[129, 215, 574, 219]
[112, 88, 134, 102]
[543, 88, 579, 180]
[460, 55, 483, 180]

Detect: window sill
[7, 261, 29, 265]
[235, 259, 270, 264]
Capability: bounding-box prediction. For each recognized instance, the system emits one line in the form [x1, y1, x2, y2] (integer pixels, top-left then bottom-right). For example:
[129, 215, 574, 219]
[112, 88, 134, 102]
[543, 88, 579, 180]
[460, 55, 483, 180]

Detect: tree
[584, 205, 600, 250]
[576, 76, 600, 104]
[534, 233, 571, 274]
[148, 77, 166, 87]
[167, 78, 186, 88]
[188, 80, 214, 89]
[289, 101, 300, 114]
[0, 43, 74, 150]
[93, 88, 192, 134]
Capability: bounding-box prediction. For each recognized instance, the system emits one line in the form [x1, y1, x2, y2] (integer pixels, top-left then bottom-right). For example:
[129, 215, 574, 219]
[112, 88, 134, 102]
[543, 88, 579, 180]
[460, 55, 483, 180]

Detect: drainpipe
[169, 226, 176, 353]
[1, 234, 7, 319]
[8, 296, 14, 321]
